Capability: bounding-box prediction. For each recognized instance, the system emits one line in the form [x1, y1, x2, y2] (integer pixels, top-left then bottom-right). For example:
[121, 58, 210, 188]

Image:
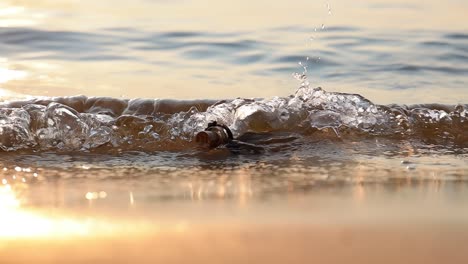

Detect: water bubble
[143, 125, 153, 134]
[150, 132, 160, 140]
[47, 118, 54, 126]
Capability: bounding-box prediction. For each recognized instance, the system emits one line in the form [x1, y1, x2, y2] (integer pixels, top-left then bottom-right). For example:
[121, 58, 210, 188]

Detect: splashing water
[0, 86, 466, 152]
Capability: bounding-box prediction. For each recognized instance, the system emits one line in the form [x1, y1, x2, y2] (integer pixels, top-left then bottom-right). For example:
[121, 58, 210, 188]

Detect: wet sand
[2, 224, 468, 264]
[1, 179, 468, 264]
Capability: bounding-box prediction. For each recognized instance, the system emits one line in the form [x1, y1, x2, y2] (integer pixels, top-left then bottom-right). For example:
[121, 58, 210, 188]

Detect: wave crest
[0, 87, 466, 152]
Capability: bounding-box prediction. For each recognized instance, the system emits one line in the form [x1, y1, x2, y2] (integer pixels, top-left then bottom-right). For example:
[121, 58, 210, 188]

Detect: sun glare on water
[0, 185, 92, 238]
[0, 184, 160, 239]
[0, 68, 28, 84]
[0, 4, 42, 27]
[0, 183, 184, 239]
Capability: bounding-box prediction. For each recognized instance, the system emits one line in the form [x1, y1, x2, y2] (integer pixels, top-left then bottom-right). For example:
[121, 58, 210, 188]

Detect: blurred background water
[0, 0, 467, 103]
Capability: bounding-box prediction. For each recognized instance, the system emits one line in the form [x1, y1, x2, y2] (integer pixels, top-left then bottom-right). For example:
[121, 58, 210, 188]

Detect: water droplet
[327, 3, 332, 15]
[151, 132, 160, 140]
[143, 125, 153, 134]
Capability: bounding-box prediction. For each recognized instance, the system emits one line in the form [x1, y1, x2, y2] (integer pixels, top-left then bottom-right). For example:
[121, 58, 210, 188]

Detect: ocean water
[0, 0, 468, 263]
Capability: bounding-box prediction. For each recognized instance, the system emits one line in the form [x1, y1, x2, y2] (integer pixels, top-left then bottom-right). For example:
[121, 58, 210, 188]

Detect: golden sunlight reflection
[0, 6, 25, 17]
[237, 169, 252, 207]
[85, 191, 107, 200]
[0, 185, 159, 239]
[0, 68, 27, 85]
[0, 185, 90, 238]
[0, 4, 38, 27]
[129, 191, 135, 205]
[0, 59, 28, 97]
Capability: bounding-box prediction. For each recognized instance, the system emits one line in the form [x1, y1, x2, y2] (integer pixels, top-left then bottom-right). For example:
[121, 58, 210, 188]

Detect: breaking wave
[0, 86, 466, 152]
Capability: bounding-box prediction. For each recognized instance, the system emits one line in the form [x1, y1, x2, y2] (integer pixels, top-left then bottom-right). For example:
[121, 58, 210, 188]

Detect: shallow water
[0, 0, 468, 263]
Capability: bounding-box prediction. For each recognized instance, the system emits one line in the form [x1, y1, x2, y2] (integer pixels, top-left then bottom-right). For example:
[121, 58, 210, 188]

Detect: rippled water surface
[0, 0, 468, 263]
[0, 0, 467, 102]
